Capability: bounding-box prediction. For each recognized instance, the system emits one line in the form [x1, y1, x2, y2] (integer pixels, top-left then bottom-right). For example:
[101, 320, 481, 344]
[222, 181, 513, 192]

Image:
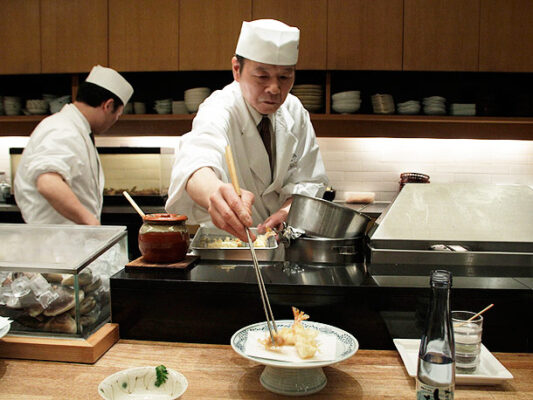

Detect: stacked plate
[291, 84, 323, 113]
[154, 98, 172, 114]
[49, 95, 71, 114]
[371, 94, 395, 114]
[450, 103, 476, 116]
[172, 100, 188, 114]
[184, 87, 211, 113]
[423, 96, 446, 115]
[26, 99, 49, 115]
[3, 96, 22, 116]
[332, 91, 361, 114]
[397, 100, 421, 115]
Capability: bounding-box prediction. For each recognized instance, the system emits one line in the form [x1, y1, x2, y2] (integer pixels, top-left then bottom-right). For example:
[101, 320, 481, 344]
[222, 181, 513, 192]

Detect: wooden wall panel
[252, 0, 327, 69]
[41, 0, 107, 73]
[0, 0, 41, 74]
[403, 0, 480, 71]
[109, 0, 179, 72]
[179, 0, 251, 71]
[327, 0, 403, 70]
[479, 0, 533, 72]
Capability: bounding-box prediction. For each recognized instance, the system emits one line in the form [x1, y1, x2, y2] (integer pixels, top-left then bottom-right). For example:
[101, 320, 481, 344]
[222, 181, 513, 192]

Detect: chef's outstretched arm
[186, 167, 255, 241]
[36, 172, 100, 225]
[257, 197, 293, 234]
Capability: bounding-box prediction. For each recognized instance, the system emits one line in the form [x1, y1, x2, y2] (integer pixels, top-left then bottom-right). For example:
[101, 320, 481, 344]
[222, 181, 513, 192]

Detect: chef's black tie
[258, 116, 272, 170]
[89, 132, 95, 146]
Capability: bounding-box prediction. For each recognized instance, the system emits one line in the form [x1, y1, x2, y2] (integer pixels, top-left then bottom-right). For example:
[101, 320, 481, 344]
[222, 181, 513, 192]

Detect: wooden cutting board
[125, 255, 199, 272]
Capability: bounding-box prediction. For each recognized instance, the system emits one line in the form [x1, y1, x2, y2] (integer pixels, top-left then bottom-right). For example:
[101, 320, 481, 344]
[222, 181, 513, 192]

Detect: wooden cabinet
[179, 0, 251, 71]
[403, 0, 480, 71]
[479, 0, 533, 72]
[109, 0, 179, 72]
[41, 0, 107, 73]
[0, 0, 40, 74]
[327, 0, 403, 70]
[252, 0, 327, 70]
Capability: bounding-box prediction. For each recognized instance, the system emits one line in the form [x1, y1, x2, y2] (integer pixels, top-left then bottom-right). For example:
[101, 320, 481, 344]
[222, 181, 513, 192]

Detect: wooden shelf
[1, 113, 532, 140]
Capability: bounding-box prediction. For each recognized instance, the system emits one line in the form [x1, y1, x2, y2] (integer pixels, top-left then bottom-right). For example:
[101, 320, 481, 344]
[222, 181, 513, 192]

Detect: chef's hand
[208, 183, 255, 242]
[257, 197, 293, 236]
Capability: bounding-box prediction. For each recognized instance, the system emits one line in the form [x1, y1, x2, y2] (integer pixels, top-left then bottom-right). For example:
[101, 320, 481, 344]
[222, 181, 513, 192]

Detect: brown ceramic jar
[138, 213, 189, 263]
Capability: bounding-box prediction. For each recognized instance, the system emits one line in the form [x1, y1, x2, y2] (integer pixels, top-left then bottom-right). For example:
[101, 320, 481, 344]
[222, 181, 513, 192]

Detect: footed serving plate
[231, 320, 358, 396]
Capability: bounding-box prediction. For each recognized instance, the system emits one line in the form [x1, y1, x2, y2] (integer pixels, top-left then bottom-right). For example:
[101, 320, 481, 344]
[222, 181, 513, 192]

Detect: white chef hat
[235, 19, 299, 66]
[86, 65, 134, 105]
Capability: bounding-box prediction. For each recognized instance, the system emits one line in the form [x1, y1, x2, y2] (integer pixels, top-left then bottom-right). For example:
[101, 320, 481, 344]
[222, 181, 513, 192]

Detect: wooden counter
[0, 340, 531, 399]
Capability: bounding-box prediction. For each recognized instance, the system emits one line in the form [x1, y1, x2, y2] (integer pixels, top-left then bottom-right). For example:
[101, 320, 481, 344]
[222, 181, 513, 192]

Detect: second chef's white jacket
[14, 104, 104, 224]
[165, 81, 328, 225]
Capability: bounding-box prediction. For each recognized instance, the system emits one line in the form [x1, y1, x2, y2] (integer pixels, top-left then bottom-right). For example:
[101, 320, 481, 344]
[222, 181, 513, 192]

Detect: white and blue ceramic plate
[98, 366, 188, 400]
[231, 320, 358, 369]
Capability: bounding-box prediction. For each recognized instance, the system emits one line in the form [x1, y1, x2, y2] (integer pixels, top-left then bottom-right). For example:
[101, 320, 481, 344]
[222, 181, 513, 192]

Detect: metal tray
[190, 227, 278, 261]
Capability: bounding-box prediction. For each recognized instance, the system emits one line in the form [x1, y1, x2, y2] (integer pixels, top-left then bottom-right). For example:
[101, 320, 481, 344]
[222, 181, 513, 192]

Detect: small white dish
[98, 366, 188, 400]
[0, 317, 12, 339]
[393, 339, 513, 386]
[231, 320, 358, 396]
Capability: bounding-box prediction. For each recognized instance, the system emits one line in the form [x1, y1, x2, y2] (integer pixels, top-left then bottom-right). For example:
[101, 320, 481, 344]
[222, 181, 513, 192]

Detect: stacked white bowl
[423, 96, 446, 115]
[371, 94, 395, 114]
[184, 87, 211, 113]
[49, 95, 71, 114]
[331, 91, 361, 114]
[154, 98, 172, 114]
[450, 103, 476, 116]
[291, 84, 323, 113]
[172, 100, 188, 114]
[3, 96, 22, 116]
[397, 100, 421, 115]
[26, 99, 49, 115]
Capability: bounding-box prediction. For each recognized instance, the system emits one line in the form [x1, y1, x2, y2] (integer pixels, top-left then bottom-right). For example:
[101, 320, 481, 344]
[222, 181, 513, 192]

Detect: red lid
[143, 213, 187, 222]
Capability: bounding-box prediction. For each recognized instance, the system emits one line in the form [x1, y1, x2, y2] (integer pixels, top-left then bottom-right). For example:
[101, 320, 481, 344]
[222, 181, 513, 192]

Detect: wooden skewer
[123, 191, 146, 218]
[455, 304, 494, 327]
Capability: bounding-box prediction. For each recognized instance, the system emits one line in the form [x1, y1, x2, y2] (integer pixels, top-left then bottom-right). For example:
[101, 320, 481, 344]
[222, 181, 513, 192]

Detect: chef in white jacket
[14, 66, 133, 225]
[166, 19, 328, 241]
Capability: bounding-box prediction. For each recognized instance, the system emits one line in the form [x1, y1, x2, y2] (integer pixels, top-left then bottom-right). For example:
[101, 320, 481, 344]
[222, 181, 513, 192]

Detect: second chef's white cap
[235, 19, 300, 66]
[86, 65, 134, 105]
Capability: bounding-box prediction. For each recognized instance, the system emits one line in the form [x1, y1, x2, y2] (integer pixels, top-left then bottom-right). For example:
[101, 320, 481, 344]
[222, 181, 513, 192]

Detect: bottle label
[416, 382, 454, 400]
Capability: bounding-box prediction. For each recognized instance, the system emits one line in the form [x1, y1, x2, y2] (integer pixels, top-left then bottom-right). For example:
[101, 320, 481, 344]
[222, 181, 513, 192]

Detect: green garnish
[155, 365, 169, 387]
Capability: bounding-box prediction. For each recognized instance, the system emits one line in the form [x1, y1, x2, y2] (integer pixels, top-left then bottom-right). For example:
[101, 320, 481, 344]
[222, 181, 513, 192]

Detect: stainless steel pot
[287, 194, 371, 238]
[285, 235, 364, 264]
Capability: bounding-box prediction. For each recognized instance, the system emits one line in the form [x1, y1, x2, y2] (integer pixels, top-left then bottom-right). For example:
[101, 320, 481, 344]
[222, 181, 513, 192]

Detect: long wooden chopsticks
[225, 145, 278, 344]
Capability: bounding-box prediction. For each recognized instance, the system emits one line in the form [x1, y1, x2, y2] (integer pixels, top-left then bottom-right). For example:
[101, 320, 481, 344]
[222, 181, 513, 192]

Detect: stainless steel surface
[287, 194, 371, 238]
[369, 184, 533, 268]
[191, 227, 278, 261]
[285, 236, 363, 264]
[246, 229, 278, 343]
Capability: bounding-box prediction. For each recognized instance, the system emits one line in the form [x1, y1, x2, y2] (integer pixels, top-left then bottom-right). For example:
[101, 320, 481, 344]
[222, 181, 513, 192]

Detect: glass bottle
[416, 270, 455, 400]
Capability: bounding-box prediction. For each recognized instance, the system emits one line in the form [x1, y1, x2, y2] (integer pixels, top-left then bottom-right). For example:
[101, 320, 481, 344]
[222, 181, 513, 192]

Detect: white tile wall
[1, 136, 532, 202]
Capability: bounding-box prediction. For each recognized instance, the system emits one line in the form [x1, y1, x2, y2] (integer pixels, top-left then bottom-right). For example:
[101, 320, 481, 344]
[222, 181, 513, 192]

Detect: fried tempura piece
[260, 307, 319, 359]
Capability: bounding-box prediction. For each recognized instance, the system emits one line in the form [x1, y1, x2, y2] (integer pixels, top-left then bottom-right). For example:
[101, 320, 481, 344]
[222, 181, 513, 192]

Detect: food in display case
[0, 224, 128, 338]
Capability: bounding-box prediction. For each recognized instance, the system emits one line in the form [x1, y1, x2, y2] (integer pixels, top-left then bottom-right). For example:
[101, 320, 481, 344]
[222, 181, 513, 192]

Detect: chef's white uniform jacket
[166, 81, 328, 225]
[14, 104, 104, 224]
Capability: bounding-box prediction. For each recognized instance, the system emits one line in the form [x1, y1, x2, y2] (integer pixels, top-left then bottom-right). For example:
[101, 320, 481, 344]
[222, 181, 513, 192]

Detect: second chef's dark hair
[76, 82, 123, 112]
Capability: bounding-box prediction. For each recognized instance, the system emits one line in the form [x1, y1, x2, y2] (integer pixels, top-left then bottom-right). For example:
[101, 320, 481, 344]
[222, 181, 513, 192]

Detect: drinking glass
[452, 311, 483, 373]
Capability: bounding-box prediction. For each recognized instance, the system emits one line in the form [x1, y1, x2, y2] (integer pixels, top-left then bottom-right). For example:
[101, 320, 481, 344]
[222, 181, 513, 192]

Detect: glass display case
[0, 223, 128, 338]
